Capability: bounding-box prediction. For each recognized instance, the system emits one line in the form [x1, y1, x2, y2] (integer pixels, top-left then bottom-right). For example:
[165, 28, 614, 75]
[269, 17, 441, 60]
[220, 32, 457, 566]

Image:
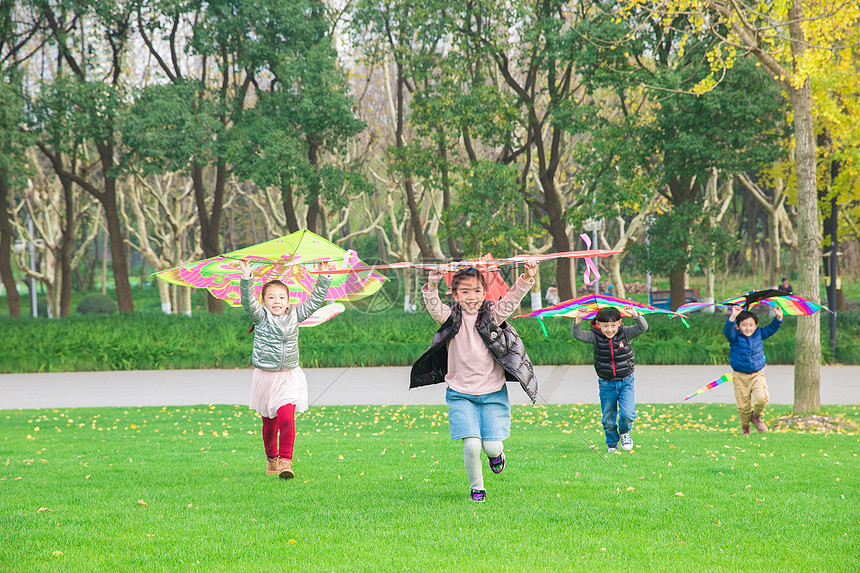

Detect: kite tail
[537, 317, 549, 338]
[580, 233, 601, 286]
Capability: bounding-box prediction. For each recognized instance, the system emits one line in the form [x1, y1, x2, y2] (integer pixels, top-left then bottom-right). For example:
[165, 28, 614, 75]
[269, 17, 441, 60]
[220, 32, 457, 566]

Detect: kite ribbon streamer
[683, 373, 732, 401]
[580, 233, 601, 286]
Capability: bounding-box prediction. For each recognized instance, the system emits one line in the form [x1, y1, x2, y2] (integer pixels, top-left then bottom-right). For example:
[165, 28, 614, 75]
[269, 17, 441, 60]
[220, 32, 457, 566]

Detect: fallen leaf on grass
[137, 500, 148, 506]
[675, 492, 684, 497]
[37, 508, 51, 513]
[52, 551, 63, 557]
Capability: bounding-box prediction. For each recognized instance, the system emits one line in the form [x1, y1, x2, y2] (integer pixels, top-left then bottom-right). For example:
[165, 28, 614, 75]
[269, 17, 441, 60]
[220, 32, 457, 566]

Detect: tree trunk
[437, 130, 461, 259]
[282, 185, 300, 233]
[535, 169, 575, 298]
[59, 176, 74, 317]
[669, 266, 686, 312]
[307, 195, 321, 234]
[192, 163, 225, 314]
[0, 171, 22, 317]
[95, 144, 134, 312]
[394, 67, 432, 260]
[788, 2, 821, 413]
[102, 182, 134, 312]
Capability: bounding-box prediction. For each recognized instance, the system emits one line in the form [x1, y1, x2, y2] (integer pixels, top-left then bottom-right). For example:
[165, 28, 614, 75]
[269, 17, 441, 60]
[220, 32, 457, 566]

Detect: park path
[1, 365, 858, 410]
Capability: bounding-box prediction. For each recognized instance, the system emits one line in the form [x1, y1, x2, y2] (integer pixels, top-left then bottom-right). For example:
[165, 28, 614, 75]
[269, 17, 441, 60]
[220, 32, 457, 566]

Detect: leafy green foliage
[1, 306, 858, 373]
[629, 203, 737, 276]
[122, 81, 224, 174]
[440, 161, 539, 257]
[75, 294, 118, 315]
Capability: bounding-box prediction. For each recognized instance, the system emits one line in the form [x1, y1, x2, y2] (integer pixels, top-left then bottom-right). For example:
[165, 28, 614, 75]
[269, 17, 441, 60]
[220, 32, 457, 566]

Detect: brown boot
[266, 456, 279, 475]
[278, 458, 295, 480]
[751, 413, 768, 433]
[741, 424, 751, 435]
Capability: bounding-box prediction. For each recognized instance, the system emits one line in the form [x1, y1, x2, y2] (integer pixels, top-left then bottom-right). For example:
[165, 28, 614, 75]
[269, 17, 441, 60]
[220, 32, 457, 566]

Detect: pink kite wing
[154, 230, 386, 308]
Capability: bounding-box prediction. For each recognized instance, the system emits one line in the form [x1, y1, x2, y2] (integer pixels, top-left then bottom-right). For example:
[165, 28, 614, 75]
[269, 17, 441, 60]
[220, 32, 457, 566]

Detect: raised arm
[760, 307, 783, 340]
[295, 262, 334, 324]
[422, 267, 451, 325]
[493, 260, 537, 323]
[572, 307, 597, 344]
[238, 259, 266, 325]
[724, 306, 741, 342]
[624, 305, 649, 339]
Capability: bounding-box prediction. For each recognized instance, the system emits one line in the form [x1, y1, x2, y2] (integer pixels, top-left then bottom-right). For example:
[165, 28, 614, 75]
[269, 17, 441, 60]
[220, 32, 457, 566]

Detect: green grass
[2, 404, 859, 572]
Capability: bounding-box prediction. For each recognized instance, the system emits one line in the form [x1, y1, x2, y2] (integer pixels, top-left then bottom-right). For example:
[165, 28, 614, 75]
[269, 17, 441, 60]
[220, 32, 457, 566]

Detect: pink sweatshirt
[422, 275, 535, 395]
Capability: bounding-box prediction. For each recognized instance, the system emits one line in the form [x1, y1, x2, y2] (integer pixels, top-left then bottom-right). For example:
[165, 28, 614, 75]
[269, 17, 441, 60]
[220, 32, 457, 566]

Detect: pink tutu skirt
[250, 367, 309, 418]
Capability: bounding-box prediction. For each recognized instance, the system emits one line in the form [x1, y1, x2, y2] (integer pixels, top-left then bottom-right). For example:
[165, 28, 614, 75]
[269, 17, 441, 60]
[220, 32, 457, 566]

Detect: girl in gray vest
[238, 258, 333, 479]
[573, 306, 648, 453]
[411, 262, 538, 502]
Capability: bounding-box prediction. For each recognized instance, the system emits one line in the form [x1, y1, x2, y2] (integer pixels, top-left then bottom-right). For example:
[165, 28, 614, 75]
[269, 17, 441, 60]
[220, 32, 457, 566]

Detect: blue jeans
[598, 374, 637, 447]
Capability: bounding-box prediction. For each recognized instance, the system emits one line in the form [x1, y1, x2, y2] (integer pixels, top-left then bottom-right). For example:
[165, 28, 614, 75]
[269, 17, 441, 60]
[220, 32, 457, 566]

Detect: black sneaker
[470, 489, 486, 502]
[488, 452, 505, 474]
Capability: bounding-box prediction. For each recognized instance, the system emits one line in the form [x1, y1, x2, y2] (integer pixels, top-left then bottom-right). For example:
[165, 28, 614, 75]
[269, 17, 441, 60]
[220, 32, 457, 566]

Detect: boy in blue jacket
[724, 306, 783, 434]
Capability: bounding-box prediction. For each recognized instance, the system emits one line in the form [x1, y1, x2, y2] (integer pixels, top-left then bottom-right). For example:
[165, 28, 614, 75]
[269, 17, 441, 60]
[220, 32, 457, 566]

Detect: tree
[35, 0, 137, 312]
[622, 0, 860, 411]
[0, 3, 41, 316]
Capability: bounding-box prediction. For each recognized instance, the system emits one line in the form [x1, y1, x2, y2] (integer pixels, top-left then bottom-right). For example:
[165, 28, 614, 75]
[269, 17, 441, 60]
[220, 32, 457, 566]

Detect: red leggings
[261, 404, 296, 460]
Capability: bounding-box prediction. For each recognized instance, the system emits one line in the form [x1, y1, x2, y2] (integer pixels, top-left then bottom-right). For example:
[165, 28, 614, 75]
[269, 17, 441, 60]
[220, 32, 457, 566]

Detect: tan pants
[733, 370, 769, 427]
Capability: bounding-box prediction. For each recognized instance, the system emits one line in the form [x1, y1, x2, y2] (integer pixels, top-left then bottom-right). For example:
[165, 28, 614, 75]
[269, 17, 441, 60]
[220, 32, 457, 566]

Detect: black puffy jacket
[572, 315, 648, 380]
[410, 301, 538, 403]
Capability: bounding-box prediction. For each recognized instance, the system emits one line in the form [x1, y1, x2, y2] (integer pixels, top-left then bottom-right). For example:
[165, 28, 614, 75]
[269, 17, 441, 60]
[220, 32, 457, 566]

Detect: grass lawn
[2, 403, 859, 572]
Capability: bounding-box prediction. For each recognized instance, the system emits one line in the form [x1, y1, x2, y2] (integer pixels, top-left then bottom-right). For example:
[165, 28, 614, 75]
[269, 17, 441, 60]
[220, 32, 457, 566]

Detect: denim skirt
[446, 386, 511, 441]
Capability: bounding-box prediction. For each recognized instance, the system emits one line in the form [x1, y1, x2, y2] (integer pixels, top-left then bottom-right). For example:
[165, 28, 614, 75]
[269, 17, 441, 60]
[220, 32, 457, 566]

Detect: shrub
[76, 294, 118, 315]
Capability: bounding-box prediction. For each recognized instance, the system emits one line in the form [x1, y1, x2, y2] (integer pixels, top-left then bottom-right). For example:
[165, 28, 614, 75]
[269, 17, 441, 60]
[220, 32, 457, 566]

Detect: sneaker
[751, 413, 768, 433]
[278, 458, 295, 480]
[488, 452, 505, 474]
[266, 456, 279, 476]
[741, 425, 751, 435]
[620, 433, 633, 451]
[607, 446, 618, 453]
[470, 489, 486, 502]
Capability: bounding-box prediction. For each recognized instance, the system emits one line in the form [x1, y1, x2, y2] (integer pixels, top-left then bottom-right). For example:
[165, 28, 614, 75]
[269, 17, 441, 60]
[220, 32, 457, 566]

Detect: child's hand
[236, 258, 252, 277]
[574, 307, 591, 323]
[523, 260, 537, 279]
[314, 260, 335, 272]
[427, 267, 444, 289]
[623, 304, 639, 317]
[730, 305, 742, 320]
[774, 307, 784, 320]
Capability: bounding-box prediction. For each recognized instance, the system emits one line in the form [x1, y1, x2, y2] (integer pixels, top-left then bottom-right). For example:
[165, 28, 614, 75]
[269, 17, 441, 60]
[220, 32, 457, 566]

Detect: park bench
[649, 287, 700, 310]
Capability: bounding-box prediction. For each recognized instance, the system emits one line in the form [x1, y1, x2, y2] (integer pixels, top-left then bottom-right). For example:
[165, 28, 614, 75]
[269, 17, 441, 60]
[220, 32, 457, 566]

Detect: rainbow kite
[154, 230, 386, 325]
[515, 294, 690, 336]
[677, 290, 825, 316]
[684, 374, 732, 401]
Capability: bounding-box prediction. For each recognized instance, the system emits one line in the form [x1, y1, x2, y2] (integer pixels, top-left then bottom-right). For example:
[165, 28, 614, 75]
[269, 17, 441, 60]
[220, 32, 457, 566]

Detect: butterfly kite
[154, 230, 386, 326]
[683, 373, 732, 401]
[676, 289, 826, 316]
[515, 293, 690, 336]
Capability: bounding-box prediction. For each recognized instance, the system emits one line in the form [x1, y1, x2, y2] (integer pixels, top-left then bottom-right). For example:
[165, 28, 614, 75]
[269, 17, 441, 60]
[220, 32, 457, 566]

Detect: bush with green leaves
[75, 294, 118, 315]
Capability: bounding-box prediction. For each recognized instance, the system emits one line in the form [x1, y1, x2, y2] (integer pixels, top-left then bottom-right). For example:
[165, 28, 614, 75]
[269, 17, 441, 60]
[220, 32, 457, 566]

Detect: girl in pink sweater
[410, 262, 538, 502]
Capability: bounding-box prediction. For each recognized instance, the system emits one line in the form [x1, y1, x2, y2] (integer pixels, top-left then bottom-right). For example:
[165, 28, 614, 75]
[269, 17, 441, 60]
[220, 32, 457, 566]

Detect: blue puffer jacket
[724, 316, 782, 373]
